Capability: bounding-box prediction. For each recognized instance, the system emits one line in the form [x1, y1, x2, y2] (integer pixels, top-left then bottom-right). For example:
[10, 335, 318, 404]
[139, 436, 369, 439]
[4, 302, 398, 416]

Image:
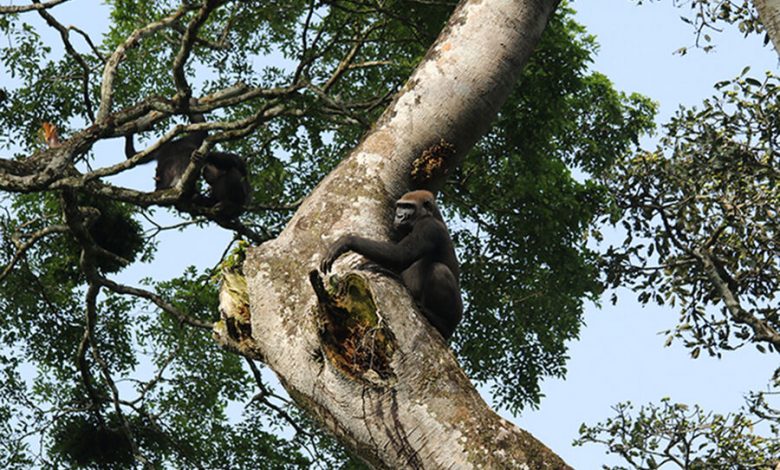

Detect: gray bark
[754, 0, 780, 55]
[218, 0, 570, 467]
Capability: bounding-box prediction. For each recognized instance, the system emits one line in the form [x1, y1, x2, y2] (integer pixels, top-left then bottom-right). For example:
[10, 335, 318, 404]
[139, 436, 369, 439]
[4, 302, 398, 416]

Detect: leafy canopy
[0, 0, 652, 466]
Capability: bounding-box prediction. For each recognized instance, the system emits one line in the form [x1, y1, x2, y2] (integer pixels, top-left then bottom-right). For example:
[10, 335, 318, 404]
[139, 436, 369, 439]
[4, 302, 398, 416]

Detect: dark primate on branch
[196, 151, 251, 219]
[124, 111, 250, 218]
[124, 111, 207, 190]
[320, 190, 463, 339]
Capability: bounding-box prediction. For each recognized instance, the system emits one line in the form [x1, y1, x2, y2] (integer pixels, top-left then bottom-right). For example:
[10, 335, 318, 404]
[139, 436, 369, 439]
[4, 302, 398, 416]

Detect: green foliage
[0, 0, 658, 465]
[637, 1, 763, 53]
[604, 71, 779, 357]
[50, 413, 162, 468]
[576, 398, 780, 469]
[449, 6, 656, 411]
[74, 196, 145, 274]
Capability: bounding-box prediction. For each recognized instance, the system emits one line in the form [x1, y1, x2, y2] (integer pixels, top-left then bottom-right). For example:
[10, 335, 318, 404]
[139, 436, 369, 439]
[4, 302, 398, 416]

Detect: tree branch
[97, 4, 194, 121]
[34, 0, 96, 122]
[0, 223, 68, 283]
[694, 247, 780, 350]
[172, 0, 223, 100]
[0, 0, 68, 14]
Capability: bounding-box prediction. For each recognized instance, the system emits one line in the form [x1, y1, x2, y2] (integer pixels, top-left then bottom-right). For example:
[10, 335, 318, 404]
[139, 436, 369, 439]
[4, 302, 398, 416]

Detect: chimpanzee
[320, 190, 463, 339]
[196, 151, 251, 219]
[124, 112, 207, 190]
[125, 112, 250, 218]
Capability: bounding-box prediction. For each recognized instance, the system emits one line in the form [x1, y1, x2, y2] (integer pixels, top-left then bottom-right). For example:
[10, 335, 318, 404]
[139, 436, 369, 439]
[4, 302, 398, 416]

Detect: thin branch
[209, 217, 269, 244]
[348, 60, 392, 70]
[77, 285, 105, 424]
[129, 347, 179, 405]
[306, 84, 368, 127]
[97, 275, 213, 330]
[172, 0, 222, 100]
[141, 213, 202, 239]
[246, 197, 303, 212]
[0, 0, 68, 14]
[86, 283, 150, 467]
[97, 4, 194, 121]
[67, 25, 106, 63]
[34, 0, 96, 121]
[694, 248, 780, 350]
[120, 400, 205, 470]
[322, 22, 384, 93]
[0, 224, 68, 283]
[293, 0, 317, 83]
[245, 358, 312, 438]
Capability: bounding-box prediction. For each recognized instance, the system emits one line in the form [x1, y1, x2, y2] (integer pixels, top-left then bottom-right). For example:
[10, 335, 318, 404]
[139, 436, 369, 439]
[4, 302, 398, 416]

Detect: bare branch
[347, 60, 392, 70]
[322, 21, 384, 93]
[97, 4, 194, 121]
[208, 217, 269, 244]
[98, 275, 213, 330]
[293, 0, 318, 83]
[0, 0, 68, 14]
[245, 358, 313, 438]
[131, 347, 179, 405]
[77, 285, 105, 422]
[86, 283, 149, 467]
[172, 0, 223, 100]
[67, 25, 106, 63]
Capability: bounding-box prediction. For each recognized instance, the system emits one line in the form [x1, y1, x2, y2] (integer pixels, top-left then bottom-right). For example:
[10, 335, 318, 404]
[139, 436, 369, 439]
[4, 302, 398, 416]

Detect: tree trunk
[754, 0, 780, 55]
[215, 0, 570, 467]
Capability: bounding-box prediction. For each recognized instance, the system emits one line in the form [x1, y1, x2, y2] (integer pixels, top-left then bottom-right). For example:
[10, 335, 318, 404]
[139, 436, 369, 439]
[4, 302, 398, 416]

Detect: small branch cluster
[0, 1, 407, 465]
[604, 71, 780, 360]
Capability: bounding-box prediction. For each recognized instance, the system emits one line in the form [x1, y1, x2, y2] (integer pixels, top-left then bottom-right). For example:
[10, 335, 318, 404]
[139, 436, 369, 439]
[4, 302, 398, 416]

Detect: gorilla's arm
[320, 217, 443, 273]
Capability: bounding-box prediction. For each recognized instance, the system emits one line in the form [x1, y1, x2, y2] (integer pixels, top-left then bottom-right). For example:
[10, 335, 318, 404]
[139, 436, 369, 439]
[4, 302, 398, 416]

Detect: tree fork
[225, 0, 570, 467]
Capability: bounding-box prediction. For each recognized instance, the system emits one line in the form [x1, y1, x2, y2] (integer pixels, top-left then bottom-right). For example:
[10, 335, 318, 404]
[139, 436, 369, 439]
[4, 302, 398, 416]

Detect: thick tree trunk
[217, 0, 570, 467]
[754, 0, 780, 55]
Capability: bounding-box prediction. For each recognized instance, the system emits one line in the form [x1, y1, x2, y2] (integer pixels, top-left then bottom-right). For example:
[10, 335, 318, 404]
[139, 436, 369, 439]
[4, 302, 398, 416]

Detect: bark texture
[754, 0, 780, 55]
[221, 0, 570, 467]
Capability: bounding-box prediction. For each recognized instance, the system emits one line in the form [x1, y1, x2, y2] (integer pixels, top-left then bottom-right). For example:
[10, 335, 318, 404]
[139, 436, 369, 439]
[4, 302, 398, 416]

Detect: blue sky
[1, 1, 778, 467]
[519, 1, 778, 467]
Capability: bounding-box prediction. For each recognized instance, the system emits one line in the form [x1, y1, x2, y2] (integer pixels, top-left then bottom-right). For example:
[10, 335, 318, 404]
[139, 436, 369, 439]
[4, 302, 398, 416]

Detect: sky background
[520, 1, 779, 467]
[1, 1, 778, 468]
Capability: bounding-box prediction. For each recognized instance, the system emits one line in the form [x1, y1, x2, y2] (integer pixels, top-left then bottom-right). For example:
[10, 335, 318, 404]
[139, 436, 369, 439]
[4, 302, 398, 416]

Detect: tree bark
[217, 0, 570, 467]
[754, 0, 780, 55]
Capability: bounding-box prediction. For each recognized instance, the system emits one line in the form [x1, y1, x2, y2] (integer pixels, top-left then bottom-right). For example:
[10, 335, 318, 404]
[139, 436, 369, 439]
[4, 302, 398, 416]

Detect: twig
[0, 0, 68, 14]
[172, 0, 222, 100]
[97, 3, 195, 121]
[0, 224, 68, 283]
[34, 0, 96, 121]
[86, 283, 151, 468]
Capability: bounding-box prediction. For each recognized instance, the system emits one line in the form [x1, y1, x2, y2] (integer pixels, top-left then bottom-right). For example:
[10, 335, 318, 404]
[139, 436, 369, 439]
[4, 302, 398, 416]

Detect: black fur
[125, 113, 250, 218]
[320, 190, 462, 339]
